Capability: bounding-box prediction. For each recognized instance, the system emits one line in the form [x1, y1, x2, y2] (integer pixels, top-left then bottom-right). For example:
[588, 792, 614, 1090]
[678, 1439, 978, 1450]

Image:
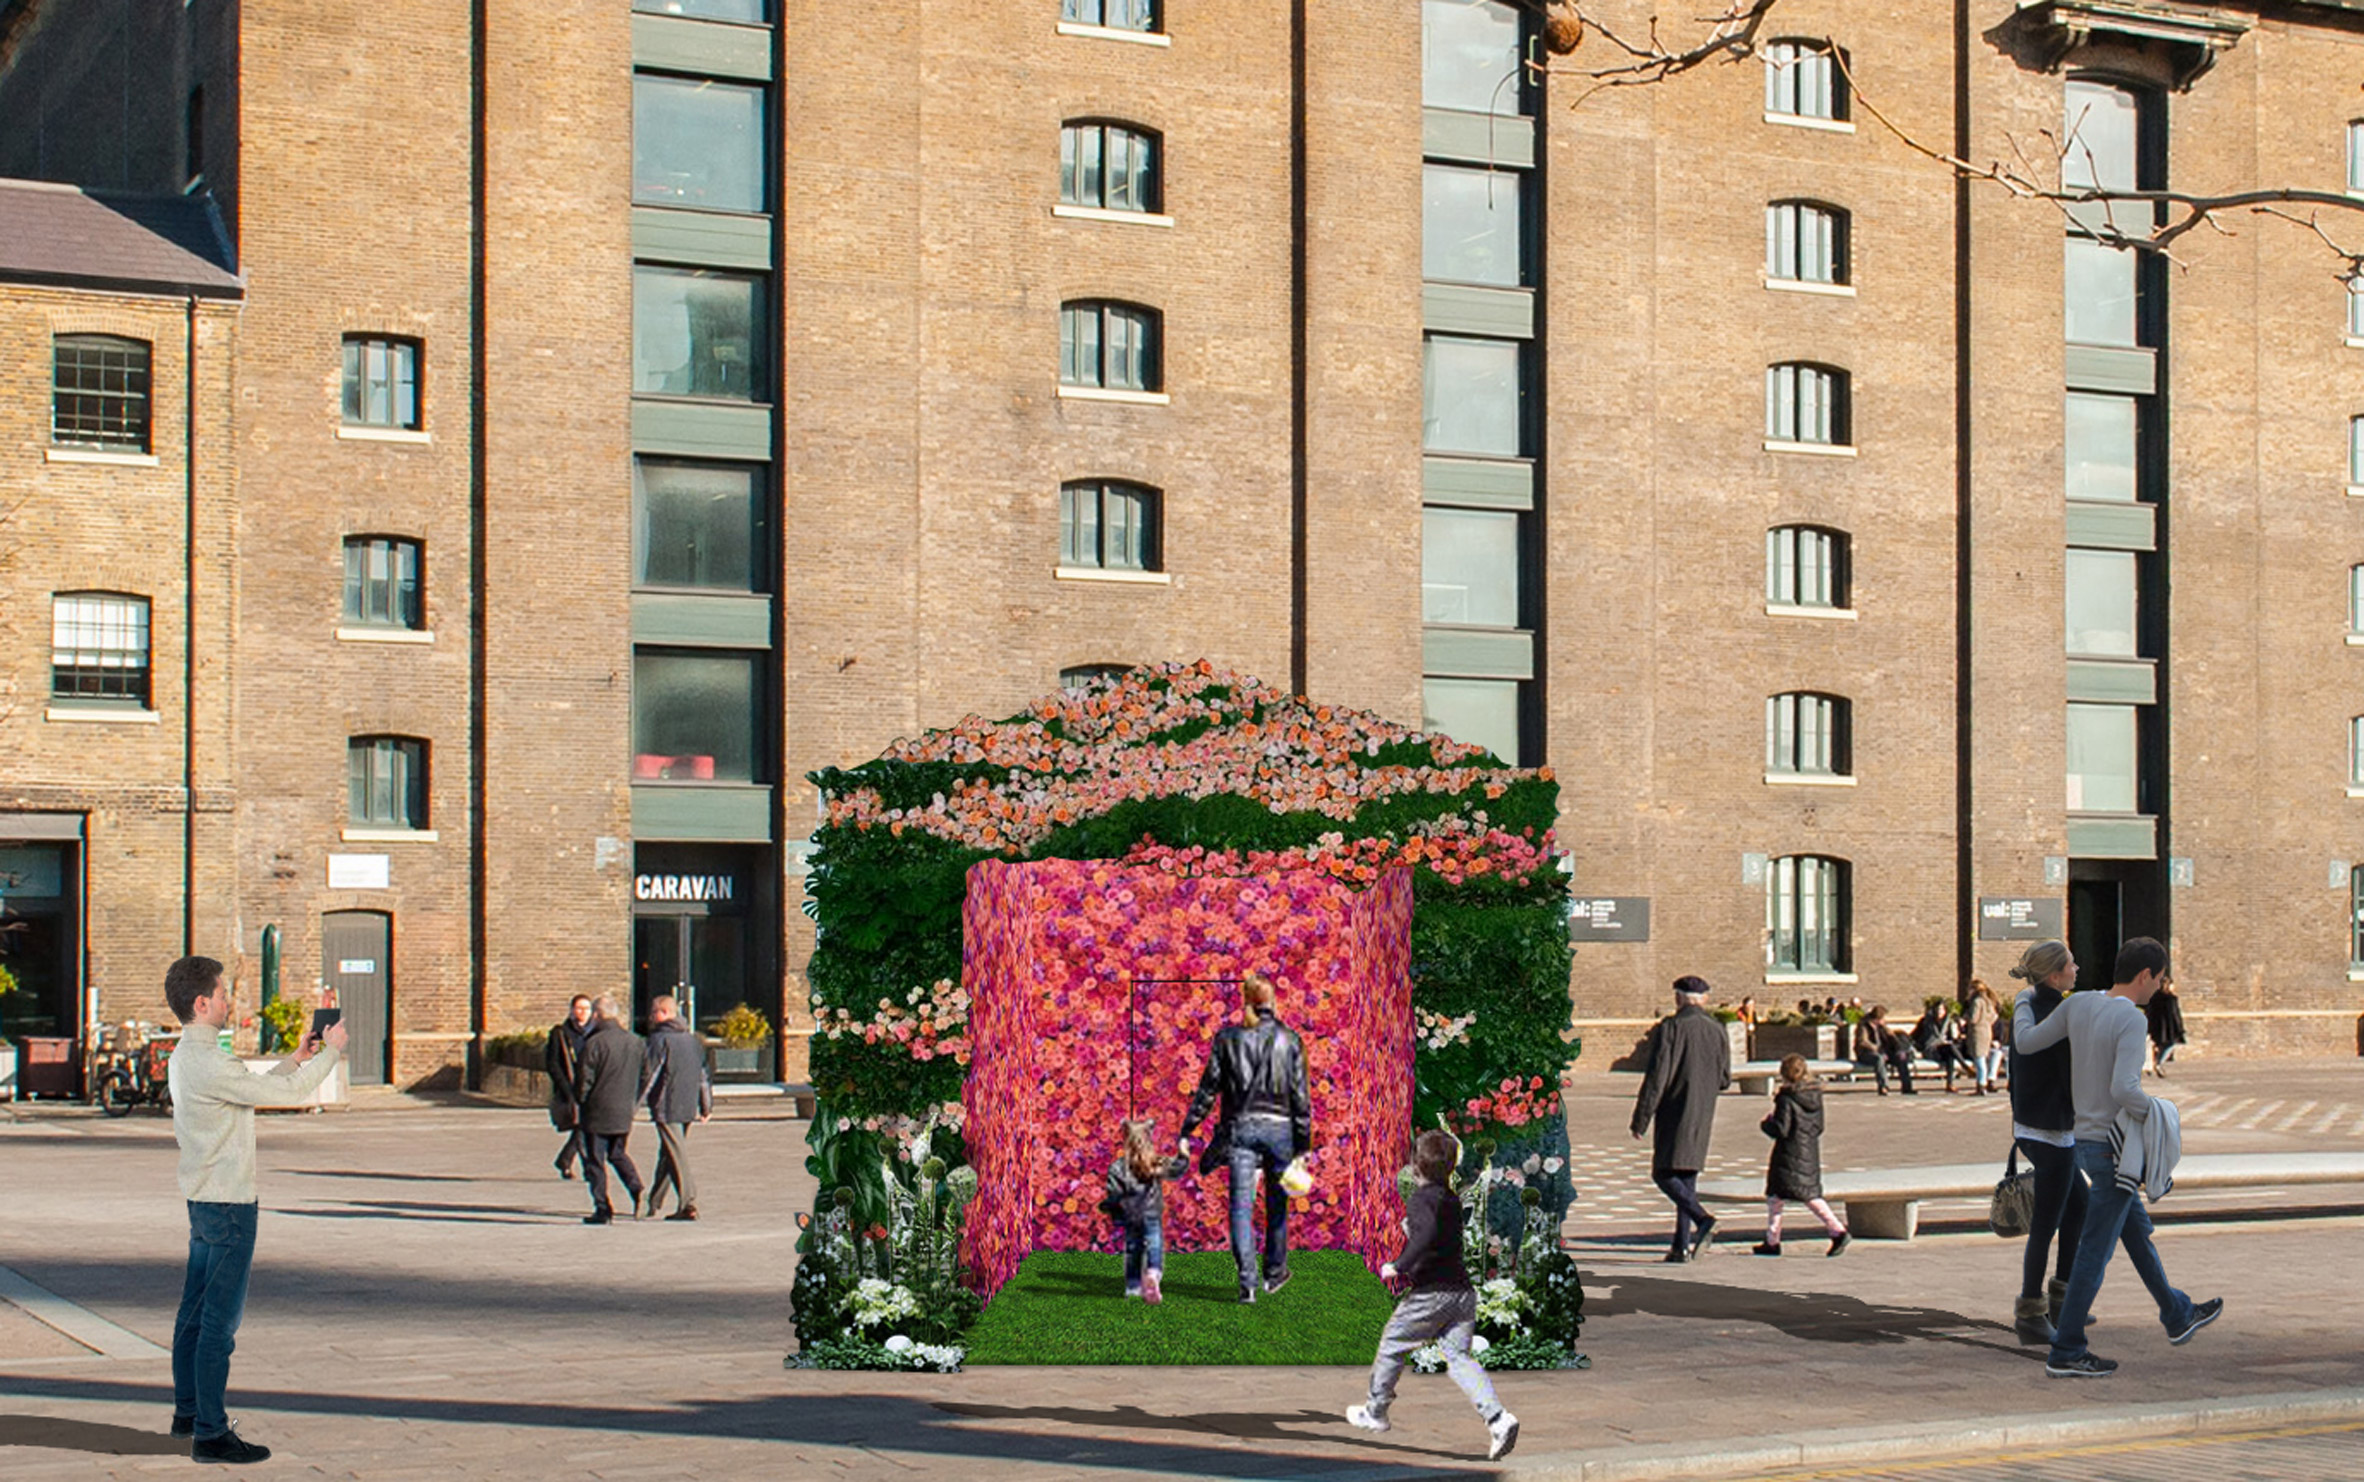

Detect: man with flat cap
[1630, 975, 1732, 1261]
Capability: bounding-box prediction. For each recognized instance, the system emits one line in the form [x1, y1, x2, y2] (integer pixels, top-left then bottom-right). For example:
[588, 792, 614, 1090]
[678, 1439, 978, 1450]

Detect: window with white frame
[1766, 201, 1848, 285]
[2350, 281, 2364, 340]
[2352, 416, 2364, 485]
[1062, 0, 1156, 31]
[2351, 565, 2364, 635]
[2349, 120, 2364, 194]
[1764, 40, 1845, 122]
[348, 736, 428, 829]
[2352, 716, 2364, 787]
[1060, 122, 1159, 212]
[1059, 301, 1160, 391]
[1766, 692, 1849, 777]
[1766, 363, 1848, 446]
[50, 592, 151, 706]
[1767, 525, 1847, 609]
[1767, 854, 1847, 973]
[1060, 479, 1159, 570]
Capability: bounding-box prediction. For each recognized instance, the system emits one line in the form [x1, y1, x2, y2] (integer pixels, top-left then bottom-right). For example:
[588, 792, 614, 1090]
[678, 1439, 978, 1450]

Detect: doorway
[2065, 860, 2165, 995]
[633, 911, 748, 1037]
[321, 911, 391, 1084]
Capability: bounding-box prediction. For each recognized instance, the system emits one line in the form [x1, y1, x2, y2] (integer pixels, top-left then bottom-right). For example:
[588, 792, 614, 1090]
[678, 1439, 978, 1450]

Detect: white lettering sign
[633, 874, 736, 903]
[337, 959, 377, 975]
[328, 855, 391, 890]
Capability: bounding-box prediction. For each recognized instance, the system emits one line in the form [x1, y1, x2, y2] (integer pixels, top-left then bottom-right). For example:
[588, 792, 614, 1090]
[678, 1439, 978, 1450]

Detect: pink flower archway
[961, 859, 1413, 1301]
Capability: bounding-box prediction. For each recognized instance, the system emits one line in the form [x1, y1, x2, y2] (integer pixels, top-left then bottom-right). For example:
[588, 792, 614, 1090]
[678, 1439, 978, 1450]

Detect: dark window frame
[1058, 479, 1162, 571]
[1059, 299, 1162, 391]
[1060, 662, 1137, 688]
[347, 735, 429, 830]
[341, 335, 424, 430]
[1765, 691, 1852, 777]
[1767, 853, 1851, 974]
[1059, 120, 1161, 213]
[1763, 39, 1850, 123]
[1765, 199, 1850, 285]
[51, 335, 153, 451]
[1061, 0, 1158, 33]
[342, 536, 426, 630]
[1766, 361, 1851, 446]
[49, 590, 153, 707]
[1766, 524, 1849, 609]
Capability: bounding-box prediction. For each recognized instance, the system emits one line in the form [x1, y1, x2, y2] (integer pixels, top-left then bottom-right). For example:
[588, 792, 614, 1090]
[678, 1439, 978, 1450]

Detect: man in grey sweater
[2012, 937, 2221, 1378]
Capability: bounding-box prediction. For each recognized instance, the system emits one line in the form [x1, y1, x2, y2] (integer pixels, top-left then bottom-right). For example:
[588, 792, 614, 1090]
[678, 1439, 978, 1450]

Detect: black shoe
[584, 1209, 613, 1225]
[193, 1430, 271, 1464]
[1826, 1232, 1851, 1258]
[1263, 1267, 1293, 1297]
[1662, 1249, 1691, 1264]
[666, 1204, 700, 1221]
[2170, 1297, 2223, 1345]
[1687, 1215, 1718, 1258]
[1750, 1242, 1782, 1256]
[170, 1414, 194, 1438]
[1238, 1284, 1258, 1304]
[1900, 1087, 1920, 1096]
[556, 1163, 575, 1181]
[2045, 1351, 2118, 1378]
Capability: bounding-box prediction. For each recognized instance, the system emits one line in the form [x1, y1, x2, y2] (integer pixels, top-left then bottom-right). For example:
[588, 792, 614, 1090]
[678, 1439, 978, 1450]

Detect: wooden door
[321, 911, 391, 1084]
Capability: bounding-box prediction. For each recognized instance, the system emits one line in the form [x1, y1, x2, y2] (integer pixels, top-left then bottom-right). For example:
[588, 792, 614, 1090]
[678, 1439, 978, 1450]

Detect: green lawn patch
[962, 1250, 1396, 1365]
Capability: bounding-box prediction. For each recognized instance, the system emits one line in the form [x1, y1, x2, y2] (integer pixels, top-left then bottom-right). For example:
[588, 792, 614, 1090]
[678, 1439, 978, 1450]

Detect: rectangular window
[50, 593, 151, 705]
[2350, 282, 2364, 340]
[1422, 507, 1520, 626]
[2066, 393, 2139, 503]
[1423, 336, 1526, 456]
[634, 0, 770, 19]
[1765, 364, 1845, 445]
[341, 337, 421, 429]
[1764, 42, 1842, 122]
[342, 538, 425, 629]
[1059, 302, 1158, 391]
[1422, 0, 1525, 115]
[633, 650, 762, 783]
[1767, 855, 1845, 973]
[347, 737, 428, 829]
[2064, 81, 2139, 193]
[1423, 164, 1525, 287]
[2064, 237, 2139, 347]
[2351, 865, 2364, 965]
[52, 336, 152, 450]
[634, 267, 766, 400]
[2352, 417, 2364, 486]
[1765, 202, 1844, 285]
[185, 86, 204, 186]
[1059, 480, 1159, 570]
[2065, 549, 2138, 656]
[2066, 703, 2139, 812]
[2351, 121, 2364, 195]
[2351, 566, 2364, 635]
[634, 460, 768, 591]
[1062, 0, 1156, 31]
[1766, 527, 1842, 608]
[634, 73, 767, 213]
[1766, 694, 1844, 776]
[1421, 676, 1520, 762]
[2353, 717, 2364, 788]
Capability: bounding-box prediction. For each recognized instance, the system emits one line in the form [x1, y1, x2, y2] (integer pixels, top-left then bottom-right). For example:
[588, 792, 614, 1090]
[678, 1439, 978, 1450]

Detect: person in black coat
[1751, 1056, 1849, 1257]
[572, 995, 647, 1225]
[2006, 940, 2085, 1344]
[1630, 976, 1733, 1261]
[641, 994, 713, 1221]
[544, 995, 593, 1179]
[1178, 972, 1312, 1302]
[2145, 980, 2186, 1076]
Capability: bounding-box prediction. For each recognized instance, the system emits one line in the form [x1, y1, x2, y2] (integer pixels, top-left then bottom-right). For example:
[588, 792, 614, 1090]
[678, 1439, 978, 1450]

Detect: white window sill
[2349, 967, 2364, 981]
[45, 448, 159, 467]
[2346, 485, 2364, 499]
[2347, 336, 2364, 350]
[1764, 277, 1856, 298]
[1765, 772, 1857, 787]
[1055, 20, 1169, 45]
[2347, 787, 2364, 800]
[1055, 565, 1172, 585]
[337, 425, 432, 445]
[1766, 972, 1860, 985]
[1766, 603, 1857, 621]
[340, 828, 439, 843]
[1765, 440, 1857, 458]
[1057, 385, 1170, 406]
[336, 626, 436, 644]
[1052, 204, 1175, 228]
[2347, 633, 2364, 646]
[1764, 113, 1855, 134]
[46, 706, 160, 724]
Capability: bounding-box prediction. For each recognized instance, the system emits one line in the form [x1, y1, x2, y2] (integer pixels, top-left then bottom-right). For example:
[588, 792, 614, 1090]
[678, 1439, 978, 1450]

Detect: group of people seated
[1736, 987, 2010, 1097]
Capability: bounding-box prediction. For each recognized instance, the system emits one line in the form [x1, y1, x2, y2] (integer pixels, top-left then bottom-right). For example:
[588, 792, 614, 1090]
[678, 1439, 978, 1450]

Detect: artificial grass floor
[962, 1250, 1396, 1365]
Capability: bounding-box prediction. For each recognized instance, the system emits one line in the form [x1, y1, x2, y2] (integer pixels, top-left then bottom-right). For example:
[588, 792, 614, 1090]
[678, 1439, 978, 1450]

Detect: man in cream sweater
[2012, 937, 2221, 1378]
[163, 954, 347, 1464]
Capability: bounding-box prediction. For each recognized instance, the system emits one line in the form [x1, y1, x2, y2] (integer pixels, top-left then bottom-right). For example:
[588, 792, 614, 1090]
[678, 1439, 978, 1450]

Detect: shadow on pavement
[280, 1170, 489, 1183]
[935, 1402, 1481, 1463]
[0, 1414, 188, 1457]
[1585, 1272, 2035, 1358]
[0, 1378, 1488, 1479]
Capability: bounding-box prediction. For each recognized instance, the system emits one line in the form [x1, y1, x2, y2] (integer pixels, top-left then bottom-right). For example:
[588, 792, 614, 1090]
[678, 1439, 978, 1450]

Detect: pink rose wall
[961, 861, 1413, 1301]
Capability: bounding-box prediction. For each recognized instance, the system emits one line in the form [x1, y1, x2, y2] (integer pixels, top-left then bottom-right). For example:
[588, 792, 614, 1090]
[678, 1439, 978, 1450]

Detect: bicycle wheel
[98, 1071, 136, 1117]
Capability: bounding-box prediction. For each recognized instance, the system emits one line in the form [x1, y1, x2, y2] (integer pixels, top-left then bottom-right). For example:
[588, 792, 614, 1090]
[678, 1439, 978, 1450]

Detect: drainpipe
[184, 293, 198, 957]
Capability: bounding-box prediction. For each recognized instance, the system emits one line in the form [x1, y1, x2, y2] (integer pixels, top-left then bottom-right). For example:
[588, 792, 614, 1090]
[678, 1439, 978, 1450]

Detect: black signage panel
[1977, 896, 2063, 941]
[1569, 896, 1650, 942]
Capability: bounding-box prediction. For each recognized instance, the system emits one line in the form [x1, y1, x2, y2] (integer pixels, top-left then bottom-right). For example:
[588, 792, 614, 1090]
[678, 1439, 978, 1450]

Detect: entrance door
[2066, 879, 2120, 996]
[322, 911, 391, 1084]
[635, 912, 749, 1035]
[634, 915, 688, 1033]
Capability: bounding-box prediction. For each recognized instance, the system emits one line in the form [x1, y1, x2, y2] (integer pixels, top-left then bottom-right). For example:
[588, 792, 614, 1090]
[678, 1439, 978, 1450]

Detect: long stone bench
[1697, 1151, 2364, 1241]
[1729, 1059, 1859, 1096]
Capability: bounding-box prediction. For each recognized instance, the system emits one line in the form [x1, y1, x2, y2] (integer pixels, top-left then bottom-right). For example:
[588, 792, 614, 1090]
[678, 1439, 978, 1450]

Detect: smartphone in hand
[307, 1007, 342, 1044]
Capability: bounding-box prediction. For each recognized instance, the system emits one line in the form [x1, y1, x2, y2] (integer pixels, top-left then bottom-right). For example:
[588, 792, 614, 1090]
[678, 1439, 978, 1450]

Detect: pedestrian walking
[1751, 1055, 1850, 1257]
[545, 994, 592, 1179]
[641, 994, 712, 1221]
[1098, 1116, 1187, 1302]
[1630, 975, 1732, 1261]
[574, 994, 648, 1225]
[1345, 1129, 1521, 1461]
[162, 954, 349, 1465]
[2004, 940, 2085, 1346]
[2014, 938, 2223, 1377]
[1852, 1006, 1916, 1095]
[2146, 980, 2186, 1077]
[1178, 971, 1312, 1302]
[1965, 979, 2003, 1095]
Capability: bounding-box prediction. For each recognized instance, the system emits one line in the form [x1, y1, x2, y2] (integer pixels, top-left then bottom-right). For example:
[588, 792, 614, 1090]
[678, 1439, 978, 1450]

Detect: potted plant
[710, 1004, 774, 1081]
[258, 998, 307, 1056]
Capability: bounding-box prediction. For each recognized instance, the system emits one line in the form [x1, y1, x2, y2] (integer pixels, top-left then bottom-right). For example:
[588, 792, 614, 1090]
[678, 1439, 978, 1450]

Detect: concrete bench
[1698, 1151, 2364, 1241]
[1730, 1059, 1858, 1096]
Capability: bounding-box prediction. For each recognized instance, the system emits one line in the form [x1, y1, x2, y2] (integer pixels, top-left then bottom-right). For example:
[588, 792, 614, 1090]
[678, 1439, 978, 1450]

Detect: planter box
[15, 1036, 79, 1098]
[708, 1044, 774, 1082]
[241, 1058, 346, 1110]
[478, 1059, 549, 1109]
[0, 1041, 15, 1101]
[1753, 1023, 1839, 1063]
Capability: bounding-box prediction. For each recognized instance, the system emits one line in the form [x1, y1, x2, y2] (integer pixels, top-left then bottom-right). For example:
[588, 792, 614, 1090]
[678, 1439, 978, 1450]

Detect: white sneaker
[1487, 1410, 1520, 1461]
[1345, 1404, 1390, 1433]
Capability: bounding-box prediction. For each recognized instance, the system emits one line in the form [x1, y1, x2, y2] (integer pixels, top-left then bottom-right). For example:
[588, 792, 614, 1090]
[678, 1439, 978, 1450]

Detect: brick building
[3, 0, 2361, 1089]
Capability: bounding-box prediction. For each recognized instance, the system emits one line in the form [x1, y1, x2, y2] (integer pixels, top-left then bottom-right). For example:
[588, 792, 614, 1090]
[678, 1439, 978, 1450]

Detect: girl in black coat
[1752, 1056, 1851, 1257]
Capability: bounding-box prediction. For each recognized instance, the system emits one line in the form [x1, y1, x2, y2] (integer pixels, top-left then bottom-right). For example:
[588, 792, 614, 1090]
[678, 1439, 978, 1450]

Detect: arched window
[348, 736, 429, 830]
[1766, 362, 1849, 446]
[1766, 692, 1850, 777]
[1060, 663, 1135, 689]
[50, 592, 152, 706]
[1766, 201, 1849, 286]
[1059, 300, 1160, 391]
[1060, 121, 1159, 213]
[1766, 525, 1848, 610]
[1767, 855, 1849, 973]
[1764, 40, 1846, 123]
[1062, 0, 1157, 35]
[1060, 480, 1160, 570]
[51, 335, 152, 451]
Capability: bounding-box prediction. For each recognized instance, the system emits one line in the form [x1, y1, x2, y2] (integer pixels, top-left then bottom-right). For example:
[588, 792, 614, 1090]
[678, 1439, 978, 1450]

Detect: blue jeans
[1121, 1216, 1165, 1291]
[2050, 1139, 2195, 1362]
[1226, 1116, 1293, 1288]
[2015, 1137, 2087, 1300]
[172, 1201, 258, 1441]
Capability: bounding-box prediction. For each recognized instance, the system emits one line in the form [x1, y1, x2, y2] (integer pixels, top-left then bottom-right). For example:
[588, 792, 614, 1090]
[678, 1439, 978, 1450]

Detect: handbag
[1987, 1143, 2036, 1238]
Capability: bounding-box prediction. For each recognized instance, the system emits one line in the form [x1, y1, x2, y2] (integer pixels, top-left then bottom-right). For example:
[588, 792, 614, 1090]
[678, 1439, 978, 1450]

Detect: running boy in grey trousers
[1346, 1129, 1520, 1461]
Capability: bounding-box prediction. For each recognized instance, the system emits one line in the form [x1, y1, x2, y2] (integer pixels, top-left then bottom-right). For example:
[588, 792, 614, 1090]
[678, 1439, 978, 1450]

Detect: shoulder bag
[1987, 1143, 2036, 1238]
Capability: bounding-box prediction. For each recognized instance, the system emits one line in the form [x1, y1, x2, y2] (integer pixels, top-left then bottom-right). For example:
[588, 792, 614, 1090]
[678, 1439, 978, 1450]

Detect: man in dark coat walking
[642, 993, 713, 1220]
[1179, 972, 1312, 1303]
[1630, 975, 1732, 1261]
[573, 994, 647, 1225]
[544, 995, 593, 1179]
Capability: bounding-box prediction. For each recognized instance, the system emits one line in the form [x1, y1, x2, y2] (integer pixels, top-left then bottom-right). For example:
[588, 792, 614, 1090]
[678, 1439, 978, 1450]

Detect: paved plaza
[2, 1056, 2362, 1480]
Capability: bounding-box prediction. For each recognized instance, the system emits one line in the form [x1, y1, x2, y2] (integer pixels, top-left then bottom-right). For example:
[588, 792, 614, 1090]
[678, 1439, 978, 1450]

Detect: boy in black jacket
[1345, 1130, 1520, 1461]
